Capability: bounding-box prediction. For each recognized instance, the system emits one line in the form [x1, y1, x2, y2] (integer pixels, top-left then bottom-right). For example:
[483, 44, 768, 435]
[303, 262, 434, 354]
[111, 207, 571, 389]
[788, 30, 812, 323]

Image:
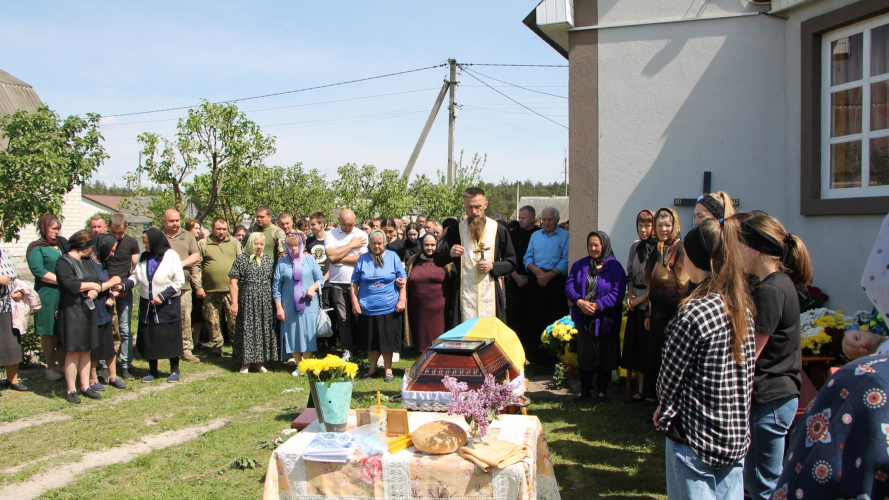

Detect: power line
[463, 63, 568, 68]
[461, 68, 567, 99]
[103, 64, 447, 118]
[458, 65, 568, 129]
[460, 108, 567, 145]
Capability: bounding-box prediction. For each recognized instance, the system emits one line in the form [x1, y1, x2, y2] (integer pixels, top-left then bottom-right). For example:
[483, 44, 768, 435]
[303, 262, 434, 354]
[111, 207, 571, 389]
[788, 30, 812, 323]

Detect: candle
[377, 391, 381, 411]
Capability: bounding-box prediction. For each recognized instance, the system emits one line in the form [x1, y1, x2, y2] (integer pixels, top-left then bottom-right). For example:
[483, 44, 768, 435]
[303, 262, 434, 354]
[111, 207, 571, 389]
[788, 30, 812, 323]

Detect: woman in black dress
[88, 234, 127, 391]
[0, 246, 27, 395]
[621, 210, 656, 403]
[56, 230, 111, 403]
[117, 227, 186, 383]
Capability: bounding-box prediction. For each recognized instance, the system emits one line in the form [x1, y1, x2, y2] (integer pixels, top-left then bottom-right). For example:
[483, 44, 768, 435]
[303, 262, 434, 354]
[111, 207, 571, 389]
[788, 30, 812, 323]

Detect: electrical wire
[463, 63, 568, 68]
[461, 68, 567, 99]
[458, 65, 568, 129]
[103, 64, 447, 118]
[460, 108, 567, 145]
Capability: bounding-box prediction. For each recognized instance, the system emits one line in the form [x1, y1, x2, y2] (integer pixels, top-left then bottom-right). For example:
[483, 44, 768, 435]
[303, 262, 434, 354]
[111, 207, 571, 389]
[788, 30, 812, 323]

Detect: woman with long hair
[694, 191, 736, 226]
[229, 232, 278, 374]
[565, 231, 627, 404]
[739, 215, 813, 500]
[117, 227, 185, 383]
[621, 209, 656, 403]
[273, 232, 324, 376]
[87, 234, 127, 391]
[26, 215, 68, 381]
[55, 230, 111, 403]
[403, 223, 422, 261]
[655, 218, 755, 499]
[404, 233, 456, 352]
[380, 218, 406, 261]
[642, 208, 690, 404]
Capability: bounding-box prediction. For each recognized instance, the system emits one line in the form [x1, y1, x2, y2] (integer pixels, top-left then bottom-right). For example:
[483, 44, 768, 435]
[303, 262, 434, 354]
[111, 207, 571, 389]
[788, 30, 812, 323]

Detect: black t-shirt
[106, 234, 141, 279]
[305, 236, 329, 278]
[752, 272, 802, 404]
[509, 227, 539, 275]
[386, 239, 406, 261]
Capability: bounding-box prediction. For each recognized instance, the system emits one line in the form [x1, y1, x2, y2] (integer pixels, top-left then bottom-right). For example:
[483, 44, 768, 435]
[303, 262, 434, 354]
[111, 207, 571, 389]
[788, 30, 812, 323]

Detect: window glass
[832, 33, 864, 85]
[832, 87, 863, 137]
[871, 137, 889, 186]
[873, 80, 889, 131]
[872, 24, 889, 76]
[830, 141, 862, 189]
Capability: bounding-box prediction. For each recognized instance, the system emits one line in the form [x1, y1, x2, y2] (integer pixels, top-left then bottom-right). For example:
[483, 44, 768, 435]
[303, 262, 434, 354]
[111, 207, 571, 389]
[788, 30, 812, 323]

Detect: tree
[191, 163, 334, 228]
[409, 150, 486, 219]
[332, 164, 416, 221]
[125, 99, 275, 222]
[0, 106, 107, 242]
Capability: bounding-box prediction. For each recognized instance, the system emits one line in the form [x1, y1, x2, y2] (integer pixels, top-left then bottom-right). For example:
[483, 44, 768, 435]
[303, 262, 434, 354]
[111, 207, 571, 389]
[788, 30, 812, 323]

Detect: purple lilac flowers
[441, 374, 521, 437]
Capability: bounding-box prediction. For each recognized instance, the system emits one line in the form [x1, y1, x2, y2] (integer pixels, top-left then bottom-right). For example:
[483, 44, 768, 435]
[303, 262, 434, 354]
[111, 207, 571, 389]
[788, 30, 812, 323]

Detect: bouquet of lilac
[441, 374, 521, 437]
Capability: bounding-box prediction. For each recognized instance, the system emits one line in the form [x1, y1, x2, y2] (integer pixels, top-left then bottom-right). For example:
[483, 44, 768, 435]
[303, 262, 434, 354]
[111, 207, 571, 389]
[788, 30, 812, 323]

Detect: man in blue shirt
[523, 207, 569, 363]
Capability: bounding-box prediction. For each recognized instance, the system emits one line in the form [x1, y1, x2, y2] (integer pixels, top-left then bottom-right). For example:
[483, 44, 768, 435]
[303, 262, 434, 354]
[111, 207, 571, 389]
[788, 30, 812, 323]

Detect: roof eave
[523, 8, 569, 60]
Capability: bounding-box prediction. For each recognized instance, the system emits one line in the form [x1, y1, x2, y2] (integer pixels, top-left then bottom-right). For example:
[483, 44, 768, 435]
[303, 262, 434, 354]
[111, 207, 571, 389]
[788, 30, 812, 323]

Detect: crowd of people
[1, 185, 885, 498]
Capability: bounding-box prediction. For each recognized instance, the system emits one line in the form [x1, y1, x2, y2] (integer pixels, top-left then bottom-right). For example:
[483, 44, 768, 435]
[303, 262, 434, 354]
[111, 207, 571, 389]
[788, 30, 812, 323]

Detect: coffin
[401, 319, 525, 411]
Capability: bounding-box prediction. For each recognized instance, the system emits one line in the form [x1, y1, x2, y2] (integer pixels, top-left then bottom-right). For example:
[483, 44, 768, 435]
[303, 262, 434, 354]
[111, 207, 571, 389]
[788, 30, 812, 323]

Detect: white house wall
[596, 0, 763, 26]
[781, 0, 884, 311]
[596, 14, 787, 286]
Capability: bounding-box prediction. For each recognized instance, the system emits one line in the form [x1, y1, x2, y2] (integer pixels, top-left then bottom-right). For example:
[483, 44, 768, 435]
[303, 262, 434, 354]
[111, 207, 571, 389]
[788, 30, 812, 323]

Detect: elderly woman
[26, 215, 67, 381]
[0, 246, 27, 394]
[351, 229, 407, 382]
[56, 230, 114, 403]
[87, 234, 127, 391]
[642, 207, 690, 404]
[621, 210, 656, 403]
[117, 227, 185, 384]
[565, 231, 627, 404]
[405, 233, 456, 352]
[229, 232, 278, 374]
[273, 232, 324, 376]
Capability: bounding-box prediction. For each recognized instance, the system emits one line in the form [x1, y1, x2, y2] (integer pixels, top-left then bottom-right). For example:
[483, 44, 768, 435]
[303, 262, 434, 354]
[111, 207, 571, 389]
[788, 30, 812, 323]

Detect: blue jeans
[665, 438, 744, 500]
[115, 293, 134, 369]
[743, 396, 798, 500]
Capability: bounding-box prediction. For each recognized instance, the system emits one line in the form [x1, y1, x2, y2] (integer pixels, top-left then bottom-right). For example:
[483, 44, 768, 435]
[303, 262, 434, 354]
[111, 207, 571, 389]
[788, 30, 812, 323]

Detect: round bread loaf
[412, 420, 468, 454]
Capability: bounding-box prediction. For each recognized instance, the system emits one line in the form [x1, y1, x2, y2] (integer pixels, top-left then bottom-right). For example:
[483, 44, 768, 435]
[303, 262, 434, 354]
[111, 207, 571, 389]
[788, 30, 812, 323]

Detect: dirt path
[0, 418, 229, 500]
[0, 369, 224, 436]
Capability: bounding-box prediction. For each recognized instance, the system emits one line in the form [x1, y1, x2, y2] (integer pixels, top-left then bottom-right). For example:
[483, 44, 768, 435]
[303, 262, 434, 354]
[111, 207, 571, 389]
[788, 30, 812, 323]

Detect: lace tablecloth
[262, 412, 561, 500]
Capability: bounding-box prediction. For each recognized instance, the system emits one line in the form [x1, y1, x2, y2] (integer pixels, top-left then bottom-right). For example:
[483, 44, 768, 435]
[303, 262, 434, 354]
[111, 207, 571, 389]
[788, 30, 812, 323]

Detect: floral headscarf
[653, 207, 681, 268]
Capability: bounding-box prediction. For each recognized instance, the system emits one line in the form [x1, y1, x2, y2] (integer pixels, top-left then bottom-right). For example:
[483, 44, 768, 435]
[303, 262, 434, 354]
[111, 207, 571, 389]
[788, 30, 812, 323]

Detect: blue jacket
[565, 256, 627, 337]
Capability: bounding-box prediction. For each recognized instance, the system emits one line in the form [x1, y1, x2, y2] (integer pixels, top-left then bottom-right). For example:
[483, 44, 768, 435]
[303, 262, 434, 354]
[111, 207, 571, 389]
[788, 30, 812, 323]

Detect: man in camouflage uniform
[193, 218, 241, 357]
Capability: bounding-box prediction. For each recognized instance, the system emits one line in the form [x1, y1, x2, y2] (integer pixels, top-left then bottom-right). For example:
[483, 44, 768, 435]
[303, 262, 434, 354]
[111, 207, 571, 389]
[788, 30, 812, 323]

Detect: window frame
[801, 0, 889, 215]
[820, 14, 889, 199]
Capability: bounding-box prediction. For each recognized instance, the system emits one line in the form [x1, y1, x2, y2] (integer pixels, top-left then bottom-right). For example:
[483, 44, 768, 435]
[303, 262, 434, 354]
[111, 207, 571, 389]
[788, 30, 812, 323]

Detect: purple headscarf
[285, 232, 306, 313]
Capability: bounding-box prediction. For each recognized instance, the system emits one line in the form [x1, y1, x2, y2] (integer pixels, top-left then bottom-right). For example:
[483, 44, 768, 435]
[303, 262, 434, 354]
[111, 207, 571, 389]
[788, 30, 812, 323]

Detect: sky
[1, 1, 569, 187]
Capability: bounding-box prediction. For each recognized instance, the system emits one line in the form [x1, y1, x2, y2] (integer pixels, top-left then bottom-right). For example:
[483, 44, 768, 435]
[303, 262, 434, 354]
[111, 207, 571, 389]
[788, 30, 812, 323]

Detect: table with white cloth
[263, 411, 561, 500]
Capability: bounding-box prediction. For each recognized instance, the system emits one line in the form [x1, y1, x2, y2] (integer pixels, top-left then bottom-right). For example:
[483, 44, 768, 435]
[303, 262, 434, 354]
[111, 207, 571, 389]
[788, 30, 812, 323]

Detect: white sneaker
[287, 359, 297, 366]
[291, 369, 302, 377]
[377, 358, 385, 368]
[392, 352, 400, 363]
[238, 368, 249, 374]
[258, 366, 268, 373]
[341, 350, 351, 362]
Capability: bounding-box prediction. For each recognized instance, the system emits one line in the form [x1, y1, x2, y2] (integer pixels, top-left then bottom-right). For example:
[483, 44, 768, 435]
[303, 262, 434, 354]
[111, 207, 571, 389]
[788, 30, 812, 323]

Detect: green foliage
[332, 164, 416, 221]
[483, 178, 568, 220]
[82, 180, 166, 196]
[20, 322, 40, 365]
[409, 150, 486, 219]
[0, 106, 108, 242]
[124, 100, 275, 223]
[552, 363, 570, 389]
[230, 457, 260, 470]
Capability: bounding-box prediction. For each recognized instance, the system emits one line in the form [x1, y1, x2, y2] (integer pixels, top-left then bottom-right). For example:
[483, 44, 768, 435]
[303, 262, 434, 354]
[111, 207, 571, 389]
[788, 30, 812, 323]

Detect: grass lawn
[0, 350, 667, 499]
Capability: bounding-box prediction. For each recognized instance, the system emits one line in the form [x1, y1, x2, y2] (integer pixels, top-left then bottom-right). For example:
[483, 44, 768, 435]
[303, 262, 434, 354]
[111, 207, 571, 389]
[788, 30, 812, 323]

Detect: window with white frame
[822, 14, 889, 198]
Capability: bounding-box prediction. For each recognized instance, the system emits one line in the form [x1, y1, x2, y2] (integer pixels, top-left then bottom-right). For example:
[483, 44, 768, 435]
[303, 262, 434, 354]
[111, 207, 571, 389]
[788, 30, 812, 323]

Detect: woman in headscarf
[403, 223, 422, 261]
[87, 234, 127, 391]
[641, 207, 690, 404]
[565, 231, 627, 404]
[621, 210, 656, 403]
[117, 227, 185, 384]
[273, 232, 324, 376]
[404, 232, 456, 352]
[350, 229, 407, 382]
[55, 230, 107, 403]
[229, 232, 278, 374]
[26, 215, 68, 381]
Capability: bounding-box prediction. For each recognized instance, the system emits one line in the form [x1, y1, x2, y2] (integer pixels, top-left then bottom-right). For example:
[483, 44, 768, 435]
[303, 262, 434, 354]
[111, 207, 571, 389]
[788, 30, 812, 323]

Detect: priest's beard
[468, 214, 486, 244]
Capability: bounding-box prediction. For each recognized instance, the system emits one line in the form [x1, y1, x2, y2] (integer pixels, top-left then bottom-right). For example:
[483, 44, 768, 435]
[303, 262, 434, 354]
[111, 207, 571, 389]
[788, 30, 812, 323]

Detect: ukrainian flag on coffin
[437, 317, 526, 368]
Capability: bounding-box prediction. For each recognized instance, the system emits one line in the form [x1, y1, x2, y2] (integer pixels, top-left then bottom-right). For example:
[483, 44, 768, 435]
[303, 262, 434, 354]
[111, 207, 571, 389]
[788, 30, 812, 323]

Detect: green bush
[20, 322, 41, 365]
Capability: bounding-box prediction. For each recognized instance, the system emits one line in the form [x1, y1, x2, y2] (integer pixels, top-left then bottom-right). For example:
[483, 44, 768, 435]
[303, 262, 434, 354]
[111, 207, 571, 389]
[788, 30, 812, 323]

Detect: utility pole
[563, 150, 568, 196]
[447, 59, 457, 187]
[402, 79, 450, 179]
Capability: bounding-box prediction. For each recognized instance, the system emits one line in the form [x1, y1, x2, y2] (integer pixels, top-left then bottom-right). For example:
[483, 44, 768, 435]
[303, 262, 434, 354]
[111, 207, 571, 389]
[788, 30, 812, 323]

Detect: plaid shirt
[656, 293, 755, 468]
